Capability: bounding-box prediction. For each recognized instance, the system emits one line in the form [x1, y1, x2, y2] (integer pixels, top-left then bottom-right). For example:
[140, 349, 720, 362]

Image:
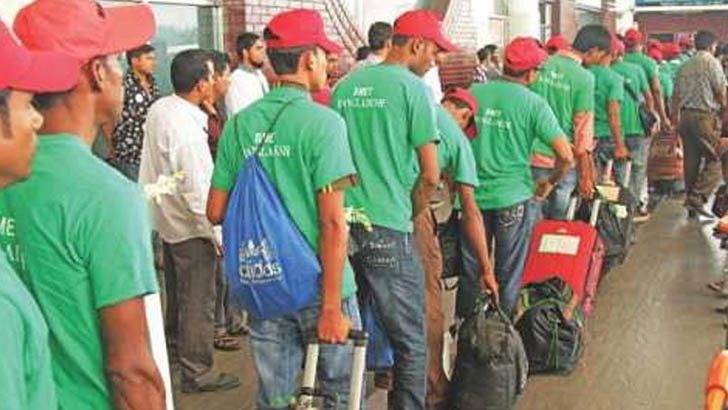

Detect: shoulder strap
[253, 99, 296, 156]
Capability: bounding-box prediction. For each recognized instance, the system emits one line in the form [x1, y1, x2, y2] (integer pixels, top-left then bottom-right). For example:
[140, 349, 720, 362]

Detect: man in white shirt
[224, 32, 269, 117]
[140, 49, 240, 394]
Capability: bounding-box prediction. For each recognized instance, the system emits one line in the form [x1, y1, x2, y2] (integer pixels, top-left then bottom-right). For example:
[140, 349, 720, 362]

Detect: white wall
[615, 0, 636, 34]
[576, 0, 602, 9]
[509, 0, 540, 39]
[0, 0, 33, 26]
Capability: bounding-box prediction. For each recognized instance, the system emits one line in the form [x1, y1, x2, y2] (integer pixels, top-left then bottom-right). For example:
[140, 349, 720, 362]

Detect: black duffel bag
[577, 190, 636, 273]
[515, 278, 584, 375]
[448, 295, 529, 410]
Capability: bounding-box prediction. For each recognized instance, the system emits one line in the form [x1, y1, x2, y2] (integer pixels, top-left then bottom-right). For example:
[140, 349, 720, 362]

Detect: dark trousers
[214, 260, 244, 337]
[163, 237, 217, 385]
[679, 109, 723, 206]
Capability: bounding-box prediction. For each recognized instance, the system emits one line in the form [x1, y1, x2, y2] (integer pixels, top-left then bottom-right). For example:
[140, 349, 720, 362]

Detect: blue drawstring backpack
[222, 101, 321, 320]
[360, 293, 394, 370]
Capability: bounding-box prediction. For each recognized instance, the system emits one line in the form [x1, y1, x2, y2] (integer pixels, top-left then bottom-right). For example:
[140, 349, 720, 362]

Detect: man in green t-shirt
[2, 1, 165, 409]
[207, 9, 362, 410]
[530, 25, 608, 220]
[465, 37, 574, 317]
[414, 88, 497, 408]
[332, 9, 455, 409]
[624, 28, 670, 132]
[589, 38, 628, 183]
[0, 20, 83, 410]
[612, 37, 654, 218]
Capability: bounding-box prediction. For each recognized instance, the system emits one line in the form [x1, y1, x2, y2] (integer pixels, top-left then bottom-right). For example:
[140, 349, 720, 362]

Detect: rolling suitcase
[295, 330, 368, 410]
[648, 131, 684, 195]
[521, 197, 605, 317]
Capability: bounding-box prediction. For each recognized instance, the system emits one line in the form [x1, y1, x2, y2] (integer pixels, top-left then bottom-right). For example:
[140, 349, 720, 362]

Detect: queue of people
[1, 0, 727, 409]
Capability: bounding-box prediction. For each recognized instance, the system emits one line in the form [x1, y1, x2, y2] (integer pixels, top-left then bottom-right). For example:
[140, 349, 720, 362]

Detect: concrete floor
[173, 199, 728, 410]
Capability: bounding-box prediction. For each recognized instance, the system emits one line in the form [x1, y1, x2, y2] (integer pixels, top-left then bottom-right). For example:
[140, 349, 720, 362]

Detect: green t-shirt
[588, 65, 625, 139]
[611, 61, 649, 137]
[435, 105, 479, 187]
[0, 254, 57, 410]
[469, 80, 564, 210]
[0, 195, 25, 275]
[658, 63, 674, 99]
[624, 51, 660, 83]
[0, 134, 159, 410]
[529, 54, 595, 157]
[212, 86, 357, 299]
[332, 64, 438, 233]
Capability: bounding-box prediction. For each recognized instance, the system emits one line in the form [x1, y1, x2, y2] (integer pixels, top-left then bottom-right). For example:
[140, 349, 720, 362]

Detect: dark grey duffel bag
[448, 295, 529, 410]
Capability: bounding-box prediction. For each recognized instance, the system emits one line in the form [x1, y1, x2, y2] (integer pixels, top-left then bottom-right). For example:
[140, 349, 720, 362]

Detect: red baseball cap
[679, 35, 694, 48]
[648, 47, 663, 62]
[14, 0, 156, 64]
[611, 34, 625, 55]
[393, 10, 458, 53]
[443, 87, 479, 139]
[545, 35, 570, 53]
[662, 43, 682, 59]
[624, 28, 643, 46]
[0, 22, 80, 93]
[265, 9, 343, 54]
[504, 37, 548, 72]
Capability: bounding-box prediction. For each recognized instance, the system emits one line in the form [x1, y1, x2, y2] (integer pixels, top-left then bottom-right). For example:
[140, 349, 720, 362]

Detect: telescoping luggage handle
[565, 196, 601, 227]
[297, 330, 368, 410]
[601, 159, 632, 188]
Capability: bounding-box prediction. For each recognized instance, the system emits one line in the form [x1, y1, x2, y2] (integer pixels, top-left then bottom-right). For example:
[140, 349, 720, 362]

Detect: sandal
[707, 281, 728, 297]
[213, 336, 241, 351]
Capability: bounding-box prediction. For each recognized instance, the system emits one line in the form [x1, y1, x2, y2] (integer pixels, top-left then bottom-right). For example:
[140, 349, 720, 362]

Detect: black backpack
[448, 295, 529, 410]
[515, 278, 584, 375]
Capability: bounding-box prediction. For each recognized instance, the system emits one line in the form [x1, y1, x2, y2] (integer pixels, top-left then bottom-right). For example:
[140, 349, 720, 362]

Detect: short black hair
[356, 46, 371, 61]
[0, 89, 8, 109]
[171, 49, 213, 94]
[0, 89, 9, 130]
[263, 28, 314, 75]
[572, 24, 611, 54]
[503, 65, 529, 78]
[208, 50, 230, 75]
[126, 43, 155, 66]
[695, 30, 717, 51]
[477, 44, 498, 63]
[392, 34, 410, 48]
[368, 22, 393, 51]
[236, 32, 260, 57]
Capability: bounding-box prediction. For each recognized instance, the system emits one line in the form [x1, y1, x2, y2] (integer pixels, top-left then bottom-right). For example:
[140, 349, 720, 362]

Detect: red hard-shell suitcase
[522, 198, 605, 317]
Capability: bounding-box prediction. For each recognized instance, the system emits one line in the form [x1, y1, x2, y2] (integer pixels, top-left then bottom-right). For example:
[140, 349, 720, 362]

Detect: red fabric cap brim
[433, 36, 458, 53]
[102, 5, 156, 57]
[10, 50, 81, 92]
[319, 37, 343, 55]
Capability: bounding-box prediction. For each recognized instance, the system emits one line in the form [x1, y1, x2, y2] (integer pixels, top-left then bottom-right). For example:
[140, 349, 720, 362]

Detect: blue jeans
[248, 297, 363, 410]
[457, 200, 541, 318]
[530, 167, 578, 220]
[350, 224, 426, 410]
[595, 136, 649, 209]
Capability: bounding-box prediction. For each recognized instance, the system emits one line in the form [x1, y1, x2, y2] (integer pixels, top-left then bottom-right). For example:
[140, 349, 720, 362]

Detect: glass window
[102, 1, 218, 95]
